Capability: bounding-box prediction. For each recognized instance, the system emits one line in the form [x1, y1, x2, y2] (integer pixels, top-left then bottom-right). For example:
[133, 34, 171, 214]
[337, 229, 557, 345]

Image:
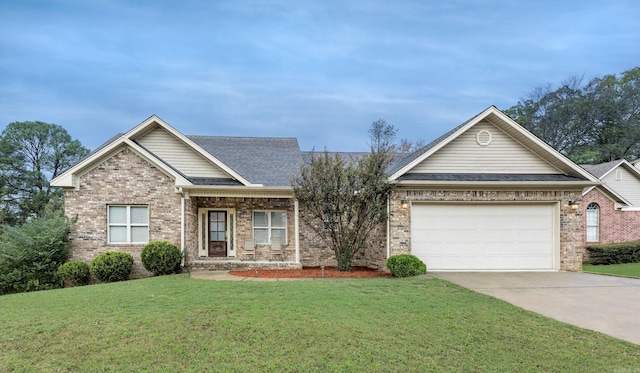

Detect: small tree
[292, 120, 397, 271]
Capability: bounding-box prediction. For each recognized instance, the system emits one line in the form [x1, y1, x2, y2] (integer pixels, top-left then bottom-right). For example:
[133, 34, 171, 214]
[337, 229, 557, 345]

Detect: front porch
[182, 195, 301, 270]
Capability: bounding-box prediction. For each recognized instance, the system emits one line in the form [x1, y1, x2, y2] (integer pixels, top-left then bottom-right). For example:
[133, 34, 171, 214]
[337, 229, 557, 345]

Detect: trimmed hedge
[141, 241, 182, 276]
[386, 254, 427, 277]
[90, 251, 134, 283]
[585, 240, 640, 265]
[57, 261, 90, 287]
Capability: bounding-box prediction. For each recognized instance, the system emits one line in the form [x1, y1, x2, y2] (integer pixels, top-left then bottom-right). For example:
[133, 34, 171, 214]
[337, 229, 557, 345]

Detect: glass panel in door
[208, 211, 227, 257]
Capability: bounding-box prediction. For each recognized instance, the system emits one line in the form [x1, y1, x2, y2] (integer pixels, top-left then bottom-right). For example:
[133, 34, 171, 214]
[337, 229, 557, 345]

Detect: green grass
[1, 275, 638, 372]
[583, 262, 640, 278]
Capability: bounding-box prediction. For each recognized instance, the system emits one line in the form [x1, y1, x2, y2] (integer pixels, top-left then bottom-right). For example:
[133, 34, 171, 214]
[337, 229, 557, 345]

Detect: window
[108, 205, 149, 244]
[586, 203, 599, 242]
[615, 169, 622, 180]
[253, 211, 287, 244]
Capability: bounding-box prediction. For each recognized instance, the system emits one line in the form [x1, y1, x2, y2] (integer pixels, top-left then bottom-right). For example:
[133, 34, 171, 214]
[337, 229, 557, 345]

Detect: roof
[580, 159, 625, 179]
[188, 136, 303, 186]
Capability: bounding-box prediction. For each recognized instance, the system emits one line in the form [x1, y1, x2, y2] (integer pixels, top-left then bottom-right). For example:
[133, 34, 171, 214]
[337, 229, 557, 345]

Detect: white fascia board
[133, 115, 254, 186]
[388, 107, 494, 181]
[123, 139, 192, 186]
[50, 134, 128, 188]
[594, 160, 625, 180]
[488, 109, 601, 183]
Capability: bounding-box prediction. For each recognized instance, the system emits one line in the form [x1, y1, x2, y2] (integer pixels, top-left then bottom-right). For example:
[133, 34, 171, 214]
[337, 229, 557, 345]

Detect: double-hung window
[586, 203, 599, 242]
[108, 205, 149, 244]
[253, 211, 287, 244]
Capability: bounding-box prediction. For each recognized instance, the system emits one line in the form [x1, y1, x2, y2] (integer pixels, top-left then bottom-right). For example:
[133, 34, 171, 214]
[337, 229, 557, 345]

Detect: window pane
[130, 206, 148, 224]
[271, 212, 287, 228]
[109, 206, 127, 224]
[131, 226, 149, 243]
[253, 212, 268, 227]
[109, 226, 127, 243]
[272, 228, 286, 243]
[587, 227, 598, 242]
[254, 228, 268, 244]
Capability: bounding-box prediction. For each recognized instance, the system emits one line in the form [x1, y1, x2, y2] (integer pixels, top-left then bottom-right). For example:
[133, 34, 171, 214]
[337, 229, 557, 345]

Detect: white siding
[602, 167, 640, 206]
[412, 122, 560, 174]
[137, 127, 229, 178]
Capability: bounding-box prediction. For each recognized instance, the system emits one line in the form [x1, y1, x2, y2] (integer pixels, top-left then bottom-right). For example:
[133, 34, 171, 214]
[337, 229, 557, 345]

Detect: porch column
[295, 199, 300, 263]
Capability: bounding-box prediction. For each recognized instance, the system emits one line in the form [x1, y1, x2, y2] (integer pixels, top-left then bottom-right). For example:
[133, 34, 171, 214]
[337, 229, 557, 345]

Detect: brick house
[51, 106, 598, 277]
[581, 159, 640, 248]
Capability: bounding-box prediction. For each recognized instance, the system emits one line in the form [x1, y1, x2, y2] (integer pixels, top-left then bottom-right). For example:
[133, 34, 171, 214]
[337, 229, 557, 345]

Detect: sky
[1, 1, 639, 152]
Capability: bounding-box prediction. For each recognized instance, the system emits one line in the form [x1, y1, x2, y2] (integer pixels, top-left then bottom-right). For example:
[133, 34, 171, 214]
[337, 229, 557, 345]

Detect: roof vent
[476, 130, 492, 146]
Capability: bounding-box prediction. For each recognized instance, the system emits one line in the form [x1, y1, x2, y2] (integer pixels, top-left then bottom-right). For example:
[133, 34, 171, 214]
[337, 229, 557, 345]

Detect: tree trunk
[337, 249, 352, 271]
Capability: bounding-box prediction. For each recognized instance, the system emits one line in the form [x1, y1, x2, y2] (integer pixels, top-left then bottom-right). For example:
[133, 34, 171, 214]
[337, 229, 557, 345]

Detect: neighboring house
[51, 106, 597, 276]
[580, 159, 640, 246]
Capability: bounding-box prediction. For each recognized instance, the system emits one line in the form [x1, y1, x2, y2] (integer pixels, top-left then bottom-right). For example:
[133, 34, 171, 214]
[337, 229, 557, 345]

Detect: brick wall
[297, 205, 387, 269]
[388, 188, 585, 271]
[64, 147, 182, 278]
[582, 188, 640, 245]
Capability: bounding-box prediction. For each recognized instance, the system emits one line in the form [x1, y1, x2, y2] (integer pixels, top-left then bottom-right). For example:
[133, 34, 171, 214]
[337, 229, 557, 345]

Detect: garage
[411, 203, 558, 271]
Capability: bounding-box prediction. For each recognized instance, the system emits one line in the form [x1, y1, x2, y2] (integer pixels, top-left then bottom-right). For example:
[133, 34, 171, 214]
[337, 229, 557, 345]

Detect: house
[580, 159, 640, 246]
[51, 106, 598, 276]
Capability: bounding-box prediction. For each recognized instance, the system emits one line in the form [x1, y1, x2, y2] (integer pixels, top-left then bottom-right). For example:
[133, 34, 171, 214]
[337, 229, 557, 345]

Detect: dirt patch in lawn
[229, 266, 391, 278]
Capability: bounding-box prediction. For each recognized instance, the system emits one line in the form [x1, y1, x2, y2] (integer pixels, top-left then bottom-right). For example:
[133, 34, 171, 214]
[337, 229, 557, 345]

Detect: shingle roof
[580, 159, 624, 179]
[188, 136, 303, 186]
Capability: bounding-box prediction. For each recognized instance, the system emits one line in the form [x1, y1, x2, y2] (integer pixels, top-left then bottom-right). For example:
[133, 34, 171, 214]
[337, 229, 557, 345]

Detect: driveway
[429, 272, 640, 345]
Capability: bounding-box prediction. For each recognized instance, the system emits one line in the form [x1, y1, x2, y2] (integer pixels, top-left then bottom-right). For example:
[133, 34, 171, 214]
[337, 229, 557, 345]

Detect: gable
[136, 126, 230, 179]
[411, 121, 560, 174]
[601, 165, 640, 206]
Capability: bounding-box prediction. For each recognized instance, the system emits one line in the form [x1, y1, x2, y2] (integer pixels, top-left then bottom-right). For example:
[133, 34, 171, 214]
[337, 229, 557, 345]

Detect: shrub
[0, 215, 72, 295]
[57, 261, 90, 287]
[585, 240, 640, 265]
[141, 240, 182, 276]
[90, 251, 134, 283]
[386, 254, 427, 277]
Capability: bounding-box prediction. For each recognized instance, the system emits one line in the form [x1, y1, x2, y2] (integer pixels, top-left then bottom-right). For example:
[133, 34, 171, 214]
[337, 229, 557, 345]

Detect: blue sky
[1, 1, 639, 152]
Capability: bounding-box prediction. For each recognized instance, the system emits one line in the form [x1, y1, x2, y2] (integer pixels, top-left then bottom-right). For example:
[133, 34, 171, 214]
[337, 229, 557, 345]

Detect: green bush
[585, 240, 640, 265]
[0, 215, 72, 295]
[386, 254, 427, 277]
[141, 240, 182, 276]
[90, 251, 134, 283]
[57, 261, 90, 287]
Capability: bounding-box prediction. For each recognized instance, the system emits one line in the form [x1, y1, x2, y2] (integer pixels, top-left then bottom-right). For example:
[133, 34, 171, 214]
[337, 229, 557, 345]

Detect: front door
[208, 211, 227, 257]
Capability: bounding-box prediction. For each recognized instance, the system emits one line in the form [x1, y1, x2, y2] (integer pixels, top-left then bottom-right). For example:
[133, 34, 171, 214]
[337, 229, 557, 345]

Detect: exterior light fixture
[400, 199, 409, 209]
[567, 200, 580, 211]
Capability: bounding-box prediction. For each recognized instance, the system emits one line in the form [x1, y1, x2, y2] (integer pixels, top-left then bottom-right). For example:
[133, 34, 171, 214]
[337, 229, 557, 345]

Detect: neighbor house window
[253, 211, 287, 244]
[586, 203, 599, 242]
[108, 205, 149, 244]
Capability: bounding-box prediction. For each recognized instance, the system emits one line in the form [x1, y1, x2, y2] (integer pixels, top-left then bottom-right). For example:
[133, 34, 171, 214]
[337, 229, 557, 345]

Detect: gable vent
[476, 129, 492, 146]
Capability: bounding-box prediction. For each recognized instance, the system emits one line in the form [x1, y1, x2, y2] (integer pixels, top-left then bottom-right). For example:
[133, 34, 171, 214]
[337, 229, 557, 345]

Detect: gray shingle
[188, 136, 303, 186]
[580, 160, 624, 178]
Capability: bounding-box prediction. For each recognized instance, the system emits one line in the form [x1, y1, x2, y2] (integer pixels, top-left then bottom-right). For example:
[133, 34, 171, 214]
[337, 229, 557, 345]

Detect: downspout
[295, 199, 300, 264]
[386, 197, 390, 259]
[180, 191, 186, 268]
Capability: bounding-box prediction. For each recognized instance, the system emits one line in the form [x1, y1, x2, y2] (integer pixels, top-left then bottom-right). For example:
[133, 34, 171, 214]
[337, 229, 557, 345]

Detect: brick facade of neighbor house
[388, 189, 585, 271]
[582, 188, 640, 246]
[64, 148, 182, 278]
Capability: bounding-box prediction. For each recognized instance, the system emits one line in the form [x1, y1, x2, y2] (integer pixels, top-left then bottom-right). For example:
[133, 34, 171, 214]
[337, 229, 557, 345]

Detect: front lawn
[583, 262, 640, 279]
[0, 275, 638, 372]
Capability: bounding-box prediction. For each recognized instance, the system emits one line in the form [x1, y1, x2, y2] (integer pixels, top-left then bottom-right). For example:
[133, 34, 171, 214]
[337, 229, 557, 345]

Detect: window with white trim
[108, 205, 149, 244]
[253, 211, 287, 244]
[586, 203, 599, 242]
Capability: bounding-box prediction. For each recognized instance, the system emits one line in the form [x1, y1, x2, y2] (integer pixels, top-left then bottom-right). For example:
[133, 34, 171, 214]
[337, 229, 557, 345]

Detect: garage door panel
[411, 204, 555, 271]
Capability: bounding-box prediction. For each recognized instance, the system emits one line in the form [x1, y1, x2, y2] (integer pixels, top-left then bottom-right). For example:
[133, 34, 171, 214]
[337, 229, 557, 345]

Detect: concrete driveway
[429, 272, 640, 345]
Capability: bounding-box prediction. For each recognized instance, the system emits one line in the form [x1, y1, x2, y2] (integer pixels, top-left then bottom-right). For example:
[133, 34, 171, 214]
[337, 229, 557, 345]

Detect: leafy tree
[504, 67, 640, 164]
[0, 121, 89, 224]
[0, 214, 73, 294]
[292, 120, 397, 271]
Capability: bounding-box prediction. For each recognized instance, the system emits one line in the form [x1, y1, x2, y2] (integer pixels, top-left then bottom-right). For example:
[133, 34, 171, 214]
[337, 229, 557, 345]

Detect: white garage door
[411, 203, 557, 271]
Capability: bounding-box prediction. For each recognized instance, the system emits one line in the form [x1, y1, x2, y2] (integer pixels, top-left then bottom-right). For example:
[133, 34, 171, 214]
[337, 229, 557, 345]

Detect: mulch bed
[229, 266, 391, 278]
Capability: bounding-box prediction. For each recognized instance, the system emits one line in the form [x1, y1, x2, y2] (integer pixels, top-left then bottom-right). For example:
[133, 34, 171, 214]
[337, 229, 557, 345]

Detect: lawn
[1, 275, 638, 372]
[583, 262, 640, 279]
